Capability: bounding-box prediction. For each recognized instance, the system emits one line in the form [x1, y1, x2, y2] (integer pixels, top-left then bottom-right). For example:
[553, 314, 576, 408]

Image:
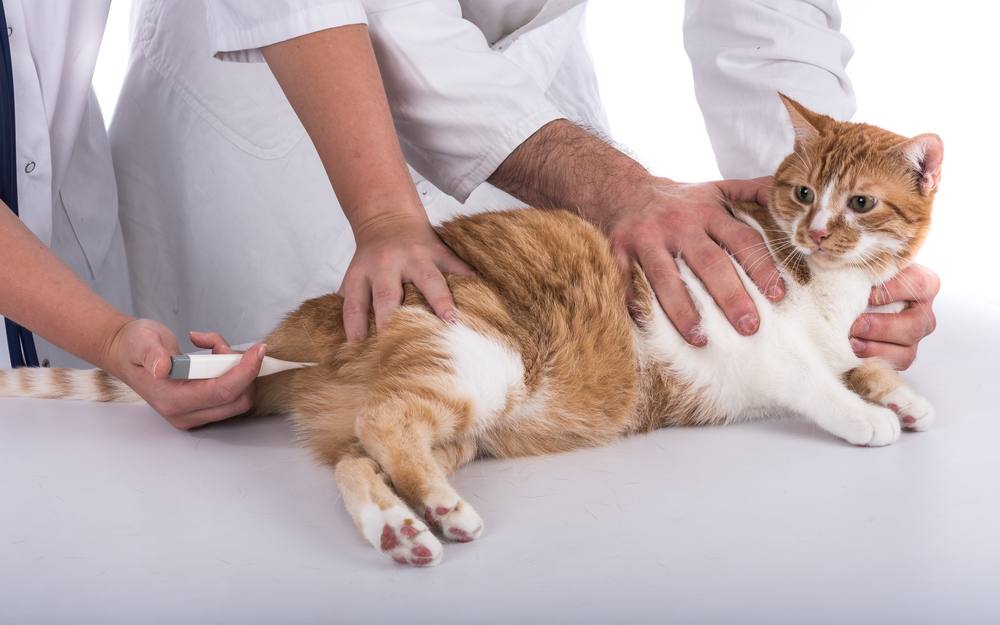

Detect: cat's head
[770, 94, 942, 280]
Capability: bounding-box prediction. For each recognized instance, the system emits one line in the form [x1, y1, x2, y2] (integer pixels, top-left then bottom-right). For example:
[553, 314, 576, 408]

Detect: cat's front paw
[841, 406, 901, 447]
[883, 387, 935, 432]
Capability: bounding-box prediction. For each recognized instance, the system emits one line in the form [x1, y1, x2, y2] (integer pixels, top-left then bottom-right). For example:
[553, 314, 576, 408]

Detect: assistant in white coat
[0, 1, 131, 368]
[111, 0, 855, 349]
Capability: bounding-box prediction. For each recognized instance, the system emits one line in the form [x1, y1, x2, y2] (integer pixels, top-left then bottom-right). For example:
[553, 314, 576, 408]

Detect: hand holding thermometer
[168, 353, 317, 380]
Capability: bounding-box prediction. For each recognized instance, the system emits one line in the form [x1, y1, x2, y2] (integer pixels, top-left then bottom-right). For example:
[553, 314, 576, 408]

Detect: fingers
[635, 244, 705, 346]
[158, 343, 266, 419]
[851, 338, 917, 371]
[340, 273, 372, 342]
[370, 271, 404, 331]
[709, 218, 785, 302]
[682, 238, 760, 336]
[408, 262, 458, 324]
[871, 264, 941, 305]
[163, 394, 256, 430]
[197, 342, 266, 409]
[189, 331, 235, 354]
[718, 176, 774, 207]
[438, 252, 476, 277]
[852, 303, 936, 347]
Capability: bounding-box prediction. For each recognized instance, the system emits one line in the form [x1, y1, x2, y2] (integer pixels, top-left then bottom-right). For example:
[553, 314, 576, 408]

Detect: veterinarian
[0, 1, 463, 428]
[113, 0, 939, 379]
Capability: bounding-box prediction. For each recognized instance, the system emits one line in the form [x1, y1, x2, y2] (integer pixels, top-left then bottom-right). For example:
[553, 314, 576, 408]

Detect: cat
[0, 95, 942, 568]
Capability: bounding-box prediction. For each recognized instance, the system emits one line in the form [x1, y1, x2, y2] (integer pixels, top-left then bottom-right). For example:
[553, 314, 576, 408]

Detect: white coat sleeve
[202, 0, 368, 62]
[683, 0, 856, 178]
[365, 1, 565, 202]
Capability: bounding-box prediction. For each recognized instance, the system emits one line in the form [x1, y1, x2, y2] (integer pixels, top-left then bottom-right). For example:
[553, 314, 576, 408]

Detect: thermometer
[168, 354, 317, 380]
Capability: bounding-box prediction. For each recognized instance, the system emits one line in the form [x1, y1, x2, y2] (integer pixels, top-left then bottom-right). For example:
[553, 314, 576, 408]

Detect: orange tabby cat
[0, 95, 943, 568]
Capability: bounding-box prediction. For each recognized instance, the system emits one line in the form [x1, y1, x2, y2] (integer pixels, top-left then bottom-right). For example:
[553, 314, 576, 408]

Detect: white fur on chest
[637, 257, 872, 422]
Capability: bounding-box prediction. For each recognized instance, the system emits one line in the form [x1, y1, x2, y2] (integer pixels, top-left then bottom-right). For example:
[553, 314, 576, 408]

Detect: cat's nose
[808, 228, 830, 245]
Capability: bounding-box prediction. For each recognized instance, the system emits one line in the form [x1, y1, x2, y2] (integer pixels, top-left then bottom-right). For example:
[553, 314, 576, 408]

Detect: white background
[94, 2, 1000, 306]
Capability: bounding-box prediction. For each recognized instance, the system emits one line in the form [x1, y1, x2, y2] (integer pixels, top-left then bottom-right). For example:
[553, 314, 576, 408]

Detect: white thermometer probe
[168, 354, 317, 380]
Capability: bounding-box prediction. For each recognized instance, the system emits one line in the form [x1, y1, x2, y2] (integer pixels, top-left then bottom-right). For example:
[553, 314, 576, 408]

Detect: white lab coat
[110, 0, 855, 350]
[0, 0, 370, 368]
[0, 1, 131, 369]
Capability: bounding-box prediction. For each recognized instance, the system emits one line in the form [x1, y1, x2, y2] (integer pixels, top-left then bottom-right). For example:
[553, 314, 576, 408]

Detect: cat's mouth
[796, 244, 849, 268]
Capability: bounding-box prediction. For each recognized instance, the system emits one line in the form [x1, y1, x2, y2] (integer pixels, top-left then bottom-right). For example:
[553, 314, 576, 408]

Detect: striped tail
[0, 367, 142, 403]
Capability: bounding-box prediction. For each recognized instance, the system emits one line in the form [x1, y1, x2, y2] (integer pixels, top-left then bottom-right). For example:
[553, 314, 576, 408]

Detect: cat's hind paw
[362, 504, 443, 567]
[883, 387, 935, 432]
[424, 499, 484, 543]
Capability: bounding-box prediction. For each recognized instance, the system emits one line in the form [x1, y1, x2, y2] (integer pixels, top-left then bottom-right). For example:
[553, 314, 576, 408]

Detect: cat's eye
[848, 195, 878, 213]
[794, 186, 815, 204]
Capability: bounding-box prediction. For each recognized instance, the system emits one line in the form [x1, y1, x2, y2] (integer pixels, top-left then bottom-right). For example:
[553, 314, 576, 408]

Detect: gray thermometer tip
[168, 355, 191, 380]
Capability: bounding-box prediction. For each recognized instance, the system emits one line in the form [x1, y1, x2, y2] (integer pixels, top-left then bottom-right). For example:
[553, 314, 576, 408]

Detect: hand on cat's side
[340, 213, 475, 342]
[606, 176, 786, 345]
[101, 321, 264, 429]
[850, 264, 940, 370]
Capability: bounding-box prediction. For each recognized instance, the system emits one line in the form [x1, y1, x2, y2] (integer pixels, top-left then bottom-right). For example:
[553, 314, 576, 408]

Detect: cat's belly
[636, 257, 870, 423]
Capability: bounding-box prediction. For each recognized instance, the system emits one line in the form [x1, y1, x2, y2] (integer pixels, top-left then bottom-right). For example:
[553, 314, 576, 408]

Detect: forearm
[262, 24, 426, 235]
[0, 206, 131, 368]
[488, 120, 654, 225]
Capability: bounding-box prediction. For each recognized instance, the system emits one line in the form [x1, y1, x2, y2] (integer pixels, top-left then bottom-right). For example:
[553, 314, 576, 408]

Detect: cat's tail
[0, 367, 142, 403]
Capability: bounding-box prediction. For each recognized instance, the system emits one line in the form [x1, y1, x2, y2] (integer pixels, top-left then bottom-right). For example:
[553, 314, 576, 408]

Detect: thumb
[136, 333, 176, 380]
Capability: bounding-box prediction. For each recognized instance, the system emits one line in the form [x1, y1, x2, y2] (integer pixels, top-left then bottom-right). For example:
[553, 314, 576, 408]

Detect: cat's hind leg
[334, 445, 444, 567]
[358, 398, 485, 544]
[846, 360, 935, 431]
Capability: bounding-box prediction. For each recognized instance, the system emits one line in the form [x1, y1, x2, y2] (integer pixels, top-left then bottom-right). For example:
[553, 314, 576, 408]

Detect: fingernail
[766, 282, 785, 301]
[443, 310, 458, 324]
[258, 344, 267, 358]
[851, 338, 866, 354]
[687, 328, 708, 347]
[151, 358, 161, 377]
[736, 314, 759, 335]
[852, 316, 870, 336]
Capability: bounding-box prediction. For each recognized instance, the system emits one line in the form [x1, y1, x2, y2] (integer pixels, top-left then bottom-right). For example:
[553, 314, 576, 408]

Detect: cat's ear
[896, 133, 944, 196]
[778, 93, 833, 144]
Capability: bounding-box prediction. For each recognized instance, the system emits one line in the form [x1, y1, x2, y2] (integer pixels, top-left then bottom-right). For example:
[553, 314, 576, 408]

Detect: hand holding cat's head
[770, 94, 942, 281]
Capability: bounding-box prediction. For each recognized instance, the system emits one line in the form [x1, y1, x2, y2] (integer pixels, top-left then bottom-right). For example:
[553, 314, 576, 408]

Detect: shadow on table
[187, 410, 297, 449]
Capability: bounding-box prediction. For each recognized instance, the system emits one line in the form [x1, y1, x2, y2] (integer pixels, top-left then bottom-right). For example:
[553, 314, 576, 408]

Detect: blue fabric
[1, 0, 40, 368]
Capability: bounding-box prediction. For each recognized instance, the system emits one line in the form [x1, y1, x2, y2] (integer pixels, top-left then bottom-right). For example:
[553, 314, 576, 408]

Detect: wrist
[351, 208, 433, 245]
[586, 174, 670, 225]
[95, 313, 135, 376]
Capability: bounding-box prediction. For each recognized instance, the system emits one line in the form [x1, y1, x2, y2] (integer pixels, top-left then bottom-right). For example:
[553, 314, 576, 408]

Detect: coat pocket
[59, 91, 118, 279]
[137, 0, 307, 159]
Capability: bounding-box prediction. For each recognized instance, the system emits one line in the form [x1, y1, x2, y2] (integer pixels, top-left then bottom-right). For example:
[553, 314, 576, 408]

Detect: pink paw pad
[393, 555, 408, 565]
[902, 415, 916, 425]
[411, 545, 432, 558]
[400, 524, 419, 538]
[423, 508, 440, 528]
[411, 557, 434, 567]
[380, 524, 399, 551]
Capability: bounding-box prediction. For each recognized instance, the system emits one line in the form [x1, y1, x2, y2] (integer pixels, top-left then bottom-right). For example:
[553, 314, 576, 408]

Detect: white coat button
[24, 161, 35, 174]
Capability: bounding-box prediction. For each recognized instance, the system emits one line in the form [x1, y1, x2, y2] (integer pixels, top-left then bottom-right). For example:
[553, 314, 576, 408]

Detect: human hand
[340, 213, 475, 341]
[850, 264, 940, 370]
[102, 320, 265, 429]
[606, 176, 785, 345]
